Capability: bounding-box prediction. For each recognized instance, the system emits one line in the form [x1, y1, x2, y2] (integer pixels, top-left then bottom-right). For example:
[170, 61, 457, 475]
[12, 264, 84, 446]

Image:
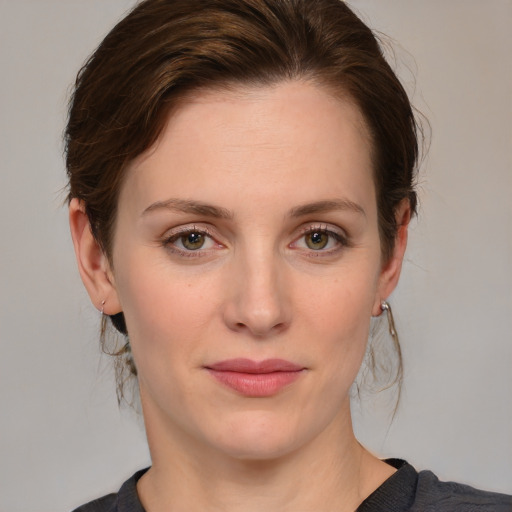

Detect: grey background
[0, 1, 510, 511]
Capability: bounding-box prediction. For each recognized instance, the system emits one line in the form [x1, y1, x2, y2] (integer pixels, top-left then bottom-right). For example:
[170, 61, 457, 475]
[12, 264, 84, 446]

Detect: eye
[292, 226, 347, 253]
[163, 228, 217, 253]
[180, 231, 208, 250]
[305, 231, 330, 250]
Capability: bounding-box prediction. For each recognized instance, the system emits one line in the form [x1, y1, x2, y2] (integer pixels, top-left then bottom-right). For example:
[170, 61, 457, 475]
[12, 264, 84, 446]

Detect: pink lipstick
[205, 358, 305, 397]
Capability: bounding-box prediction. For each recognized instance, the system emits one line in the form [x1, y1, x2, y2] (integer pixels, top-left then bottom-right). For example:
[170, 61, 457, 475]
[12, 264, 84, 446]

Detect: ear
[372, 199, 411, 316]
[69, 198, 122, 315]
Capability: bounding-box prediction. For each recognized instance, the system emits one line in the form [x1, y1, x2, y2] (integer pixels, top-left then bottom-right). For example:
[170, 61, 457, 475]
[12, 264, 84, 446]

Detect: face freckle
[109, 80, 394, 462]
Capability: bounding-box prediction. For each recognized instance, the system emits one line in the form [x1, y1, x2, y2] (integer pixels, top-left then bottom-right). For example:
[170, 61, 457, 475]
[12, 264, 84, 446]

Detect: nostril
[231, 320, 287, 337]
[273, 322, 287, 333]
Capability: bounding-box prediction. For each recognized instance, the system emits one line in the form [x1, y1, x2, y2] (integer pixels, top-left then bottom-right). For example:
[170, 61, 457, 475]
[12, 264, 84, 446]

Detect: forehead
[122, 80, 375, 216]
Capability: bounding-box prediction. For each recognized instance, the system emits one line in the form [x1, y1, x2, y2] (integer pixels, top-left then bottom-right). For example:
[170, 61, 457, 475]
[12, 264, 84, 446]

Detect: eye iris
[306, 231, 328, 250]
[182, 232, 205, 250]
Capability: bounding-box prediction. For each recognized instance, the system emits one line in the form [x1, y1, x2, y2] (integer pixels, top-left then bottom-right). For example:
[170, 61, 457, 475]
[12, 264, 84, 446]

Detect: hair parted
[66, 0, 421, 401]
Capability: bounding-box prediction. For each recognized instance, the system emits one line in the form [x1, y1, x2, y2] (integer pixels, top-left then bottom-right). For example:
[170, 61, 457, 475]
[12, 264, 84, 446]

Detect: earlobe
[69, 198, 121, 315]
[372, 200, 411, 316]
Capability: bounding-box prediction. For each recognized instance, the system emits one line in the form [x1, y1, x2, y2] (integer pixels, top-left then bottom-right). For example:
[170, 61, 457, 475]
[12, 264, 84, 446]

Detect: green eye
[181, 232, 205, 250]
[163, 227, 217, 255]
[305, 231, 329, 250]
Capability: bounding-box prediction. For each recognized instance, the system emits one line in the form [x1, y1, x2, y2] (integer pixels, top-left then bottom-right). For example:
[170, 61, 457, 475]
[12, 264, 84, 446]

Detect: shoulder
[411, 470, 512, 512]
[71, 493, 117, 512]
[71, 468, 148, 512]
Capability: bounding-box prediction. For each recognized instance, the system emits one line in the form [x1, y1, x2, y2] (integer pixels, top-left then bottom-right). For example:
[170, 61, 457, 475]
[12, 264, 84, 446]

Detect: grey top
[72, 459, 512, 512]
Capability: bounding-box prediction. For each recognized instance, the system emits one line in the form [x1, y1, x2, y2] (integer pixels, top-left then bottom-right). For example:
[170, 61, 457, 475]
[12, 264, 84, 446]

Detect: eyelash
[160, 224, 349, 258]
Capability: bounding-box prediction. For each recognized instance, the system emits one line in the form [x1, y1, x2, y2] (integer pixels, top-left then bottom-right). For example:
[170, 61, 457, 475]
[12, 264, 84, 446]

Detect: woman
[66, 0, 511, 510]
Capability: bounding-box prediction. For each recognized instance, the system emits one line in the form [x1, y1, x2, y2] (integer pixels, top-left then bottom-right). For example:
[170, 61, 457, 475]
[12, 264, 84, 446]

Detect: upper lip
[206, 358, 304, 374]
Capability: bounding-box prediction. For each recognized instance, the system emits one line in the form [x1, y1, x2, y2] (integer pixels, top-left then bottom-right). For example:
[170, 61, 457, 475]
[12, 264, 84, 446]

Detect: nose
[222, 248, 291, 338]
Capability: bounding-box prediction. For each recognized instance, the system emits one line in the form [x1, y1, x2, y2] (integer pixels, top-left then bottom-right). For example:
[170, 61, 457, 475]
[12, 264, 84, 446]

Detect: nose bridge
[225, 238, 290, 337]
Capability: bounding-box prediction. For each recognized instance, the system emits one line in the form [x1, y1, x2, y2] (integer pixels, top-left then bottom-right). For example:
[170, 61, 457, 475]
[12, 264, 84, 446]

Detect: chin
[215, 435, 301, 462]
[205, 410, 314, 462]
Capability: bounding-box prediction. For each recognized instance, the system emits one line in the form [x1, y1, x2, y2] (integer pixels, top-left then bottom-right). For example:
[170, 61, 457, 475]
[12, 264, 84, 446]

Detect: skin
[70, 81, 410, 512]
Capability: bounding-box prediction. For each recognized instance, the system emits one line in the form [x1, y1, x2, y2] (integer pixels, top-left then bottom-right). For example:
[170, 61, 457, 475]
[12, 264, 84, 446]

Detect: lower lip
[207, 369, 303, 397]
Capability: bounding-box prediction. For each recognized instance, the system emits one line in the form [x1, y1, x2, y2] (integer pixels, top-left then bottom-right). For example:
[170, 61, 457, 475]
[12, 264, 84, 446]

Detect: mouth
[205, 358, 306, 397]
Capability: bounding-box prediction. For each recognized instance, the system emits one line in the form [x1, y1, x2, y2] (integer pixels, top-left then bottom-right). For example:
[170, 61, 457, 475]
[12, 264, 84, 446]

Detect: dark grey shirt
[72, 459, 512, 512]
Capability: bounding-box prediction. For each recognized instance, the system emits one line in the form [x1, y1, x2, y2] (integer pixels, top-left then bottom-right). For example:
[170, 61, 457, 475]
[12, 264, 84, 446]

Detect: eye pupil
[182, 232, 205, 250]
[311, 232, 323, 244]
[306, 231, 328, 250]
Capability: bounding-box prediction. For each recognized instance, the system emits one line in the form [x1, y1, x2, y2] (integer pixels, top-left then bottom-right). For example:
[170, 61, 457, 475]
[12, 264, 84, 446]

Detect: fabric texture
[72, 460, 512, 512]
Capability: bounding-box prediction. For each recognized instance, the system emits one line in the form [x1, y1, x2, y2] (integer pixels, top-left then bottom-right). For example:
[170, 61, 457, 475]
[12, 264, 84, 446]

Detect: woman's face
[103, 81, 405, 460]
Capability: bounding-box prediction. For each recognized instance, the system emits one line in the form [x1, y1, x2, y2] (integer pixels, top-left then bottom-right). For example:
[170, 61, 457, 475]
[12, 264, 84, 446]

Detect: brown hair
[66, 0, 421, 398]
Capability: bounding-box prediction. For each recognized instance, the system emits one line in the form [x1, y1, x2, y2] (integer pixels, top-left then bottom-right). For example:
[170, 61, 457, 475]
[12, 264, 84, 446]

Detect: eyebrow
[142, 197, 365, 219]
[289, 199, 366, 218]
[142, 198, 234, 219]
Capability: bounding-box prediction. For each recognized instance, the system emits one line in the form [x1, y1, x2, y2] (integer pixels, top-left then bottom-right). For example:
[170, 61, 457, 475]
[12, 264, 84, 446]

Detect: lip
[205, 358, 305, 397]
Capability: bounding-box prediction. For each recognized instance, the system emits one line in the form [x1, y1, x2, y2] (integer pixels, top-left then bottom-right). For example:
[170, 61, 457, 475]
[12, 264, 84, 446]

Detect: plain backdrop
[0, 1, 511, 511]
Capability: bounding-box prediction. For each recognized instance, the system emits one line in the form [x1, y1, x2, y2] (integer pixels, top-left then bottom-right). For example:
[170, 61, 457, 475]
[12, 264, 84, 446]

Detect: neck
[137, 395, 394, 512]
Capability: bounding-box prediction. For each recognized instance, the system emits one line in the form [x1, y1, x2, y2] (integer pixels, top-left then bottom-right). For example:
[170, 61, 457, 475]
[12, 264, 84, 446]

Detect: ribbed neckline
[117, 459, 418, 512]
[116, 468, 148, 512]
[356, 459, 418, 512]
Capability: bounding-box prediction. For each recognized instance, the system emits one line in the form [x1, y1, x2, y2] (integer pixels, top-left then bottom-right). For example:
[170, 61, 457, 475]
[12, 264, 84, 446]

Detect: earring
[380, 300, 397, 340]
[100, 300, 106, 314]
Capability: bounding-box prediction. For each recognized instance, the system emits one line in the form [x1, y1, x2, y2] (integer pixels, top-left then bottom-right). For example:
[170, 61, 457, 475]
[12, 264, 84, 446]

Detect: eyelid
[298, 222, 345, 235]
[163, 223, 212, 238]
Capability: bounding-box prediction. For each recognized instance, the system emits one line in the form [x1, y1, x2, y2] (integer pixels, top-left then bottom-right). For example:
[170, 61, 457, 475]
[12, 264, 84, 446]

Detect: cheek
[301, 260, 379, 326]
[112, 253, 220, 375]
[297, 262, 379, 375]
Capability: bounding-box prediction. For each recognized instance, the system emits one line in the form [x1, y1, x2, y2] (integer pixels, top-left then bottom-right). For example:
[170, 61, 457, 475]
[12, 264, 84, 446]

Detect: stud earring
[100, 300, 106, 314]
